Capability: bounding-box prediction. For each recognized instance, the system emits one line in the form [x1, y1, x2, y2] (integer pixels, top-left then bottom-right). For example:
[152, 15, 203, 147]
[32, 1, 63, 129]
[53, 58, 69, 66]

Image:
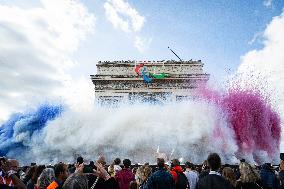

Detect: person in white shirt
[184, 161, 199, 189]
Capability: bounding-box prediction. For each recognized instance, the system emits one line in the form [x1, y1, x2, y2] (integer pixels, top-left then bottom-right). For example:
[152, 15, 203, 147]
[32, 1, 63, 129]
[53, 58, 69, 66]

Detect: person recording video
[0, 157, 26, 189]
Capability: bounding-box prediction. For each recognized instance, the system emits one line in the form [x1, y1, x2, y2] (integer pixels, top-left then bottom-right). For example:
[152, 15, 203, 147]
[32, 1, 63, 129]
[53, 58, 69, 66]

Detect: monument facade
[90, 60, 209, 105]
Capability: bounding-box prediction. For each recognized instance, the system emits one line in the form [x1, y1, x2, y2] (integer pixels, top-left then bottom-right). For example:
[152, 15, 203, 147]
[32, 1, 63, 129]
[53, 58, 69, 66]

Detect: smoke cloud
[238, 9, 284, 150]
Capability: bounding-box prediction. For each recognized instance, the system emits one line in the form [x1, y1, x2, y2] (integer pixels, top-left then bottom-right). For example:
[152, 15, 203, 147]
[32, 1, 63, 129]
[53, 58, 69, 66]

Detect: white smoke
[25, 101, 238, 165]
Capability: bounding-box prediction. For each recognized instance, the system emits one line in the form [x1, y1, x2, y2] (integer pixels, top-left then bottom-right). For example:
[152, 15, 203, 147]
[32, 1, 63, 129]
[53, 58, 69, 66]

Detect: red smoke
[199, 86, 281, 163]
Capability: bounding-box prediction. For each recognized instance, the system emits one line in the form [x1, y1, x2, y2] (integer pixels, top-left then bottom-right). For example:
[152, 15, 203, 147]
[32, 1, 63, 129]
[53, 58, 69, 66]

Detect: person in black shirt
[197, 153, 233, 189]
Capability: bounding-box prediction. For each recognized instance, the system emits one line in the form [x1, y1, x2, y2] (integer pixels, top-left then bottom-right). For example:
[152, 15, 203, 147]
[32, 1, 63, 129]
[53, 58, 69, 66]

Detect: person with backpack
[170, 159, 189, 189]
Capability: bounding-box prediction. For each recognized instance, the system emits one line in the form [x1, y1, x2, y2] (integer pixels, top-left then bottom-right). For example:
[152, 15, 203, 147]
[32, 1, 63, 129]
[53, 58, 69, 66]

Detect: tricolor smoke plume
[1, 100, 240, 164]
[0, 86, 280, 165]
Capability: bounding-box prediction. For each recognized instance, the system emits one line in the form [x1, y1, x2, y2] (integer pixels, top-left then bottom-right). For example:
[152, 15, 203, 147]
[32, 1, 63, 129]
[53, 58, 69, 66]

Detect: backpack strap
[174, 171, 189, 189]
[171, 170, 178, 183]
[255, 182, 263, 189]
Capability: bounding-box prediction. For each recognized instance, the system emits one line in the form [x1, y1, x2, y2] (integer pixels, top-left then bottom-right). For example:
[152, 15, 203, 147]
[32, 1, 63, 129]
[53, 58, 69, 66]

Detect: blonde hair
[222, 167, 236, 187]
[239, 162, 260, 183]
[108, 164, 115, 177]
[143, 166, 152, 179]
[135, 166, 152, 186]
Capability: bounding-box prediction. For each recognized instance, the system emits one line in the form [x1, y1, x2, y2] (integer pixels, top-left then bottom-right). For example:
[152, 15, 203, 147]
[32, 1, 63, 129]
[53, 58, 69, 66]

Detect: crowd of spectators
[1, 153, 284, 189]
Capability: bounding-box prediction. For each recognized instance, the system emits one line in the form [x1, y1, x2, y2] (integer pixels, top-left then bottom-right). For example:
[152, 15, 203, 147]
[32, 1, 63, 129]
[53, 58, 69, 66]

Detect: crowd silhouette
[1, 153, 284, 189]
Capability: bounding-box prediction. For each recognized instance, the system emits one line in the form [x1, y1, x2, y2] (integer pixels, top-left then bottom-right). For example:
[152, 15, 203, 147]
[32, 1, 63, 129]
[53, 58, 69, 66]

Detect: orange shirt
[47, 181, 59, 189]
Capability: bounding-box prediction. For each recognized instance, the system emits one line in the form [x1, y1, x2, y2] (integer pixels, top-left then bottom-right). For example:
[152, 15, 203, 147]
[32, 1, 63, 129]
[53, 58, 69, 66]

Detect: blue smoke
[0, 104, 63, 157]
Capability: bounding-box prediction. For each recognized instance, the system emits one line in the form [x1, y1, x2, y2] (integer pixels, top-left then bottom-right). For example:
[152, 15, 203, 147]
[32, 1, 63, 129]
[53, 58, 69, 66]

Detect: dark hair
[185, 162, 195, 170]
[171, 159, 180, 166]
[23, 166, 37, 184]
[281, 153, 284, 161]
[123, 159, 131, 168]
[207, 153, 221, 171]
[114, 158, 121, 165]
[77, 157, 84, 164]
[21, 166, 29, 173]
[54, 163, 66, 178]
[265, 163, 272, 167]
[157, 158, 165, 168]
[89, 161, 94, 168]
[0, 157, 7, 166]
[129, 181, 138, 189]
[33, 165, 46, 183]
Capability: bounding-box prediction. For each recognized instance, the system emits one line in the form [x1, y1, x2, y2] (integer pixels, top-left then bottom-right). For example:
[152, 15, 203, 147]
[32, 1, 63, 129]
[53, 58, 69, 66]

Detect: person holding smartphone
[0, 157, 27, 189]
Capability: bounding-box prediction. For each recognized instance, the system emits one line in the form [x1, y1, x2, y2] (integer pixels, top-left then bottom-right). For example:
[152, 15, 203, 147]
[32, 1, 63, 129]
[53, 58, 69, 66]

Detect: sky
[1, 0, 284, 122]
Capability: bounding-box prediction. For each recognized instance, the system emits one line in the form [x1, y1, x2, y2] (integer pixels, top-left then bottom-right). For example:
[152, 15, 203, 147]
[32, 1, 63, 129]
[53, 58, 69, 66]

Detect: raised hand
[75, 162, 84, 174]
[94, 161, 110, 180]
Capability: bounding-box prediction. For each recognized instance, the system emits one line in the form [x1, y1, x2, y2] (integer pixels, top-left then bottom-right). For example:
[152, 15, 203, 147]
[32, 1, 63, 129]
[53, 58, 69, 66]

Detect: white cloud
[0, 0, 95, 121]
[104, 0, 145, 32]
[104, 0, 151, 52]
[263, 0, 273, 8]
[237, 10, 284, 149]
[134, 36, 152, 53]
[104, 1, 130, 32]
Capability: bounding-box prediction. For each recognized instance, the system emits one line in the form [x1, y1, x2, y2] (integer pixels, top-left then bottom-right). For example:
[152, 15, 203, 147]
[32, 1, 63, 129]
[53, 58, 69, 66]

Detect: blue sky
[1, 0, 283, 75]
[1, 0, 284, 120]
[73, 0, 284, 79]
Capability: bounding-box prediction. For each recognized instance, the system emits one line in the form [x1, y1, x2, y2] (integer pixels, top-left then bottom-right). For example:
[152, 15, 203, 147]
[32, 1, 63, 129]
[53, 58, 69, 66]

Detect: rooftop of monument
[97, 59, 203, 65]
